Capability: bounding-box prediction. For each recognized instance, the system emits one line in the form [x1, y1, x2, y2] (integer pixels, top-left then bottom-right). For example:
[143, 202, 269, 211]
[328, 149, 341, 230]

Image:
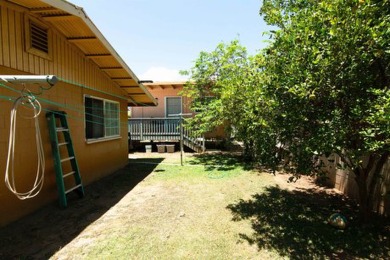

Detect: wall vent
[24, 16, 52, 60]
[30, 22, 49, 54]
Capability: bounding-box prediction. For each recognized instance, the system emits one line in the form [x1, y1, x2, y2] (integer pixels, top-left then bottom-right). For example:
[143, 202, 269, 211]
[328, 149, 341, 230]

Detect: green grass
[48, 153, 390, 259]
[150, 153, 247, 181]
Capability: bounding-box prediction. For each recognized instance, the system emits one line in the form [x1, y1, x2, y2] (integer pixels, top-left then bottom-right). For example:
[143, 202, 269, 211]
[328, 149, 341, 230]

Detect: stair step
[61, 156, 75, 163]
[65, 184, 82, 194]
[63, 171, 75, 178]
[183, 140, 204, 153]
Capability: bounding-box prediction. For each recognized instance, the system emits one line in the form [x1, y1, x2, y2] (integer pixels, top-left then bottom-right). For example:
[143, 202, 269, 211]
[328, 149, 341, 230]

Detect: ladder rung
[56, 127, 69, 132]
[61, 156, 75, 163]
[47, 111, 84, 207]
[65, 184, 82, 194]
[63, 171, 75, 178]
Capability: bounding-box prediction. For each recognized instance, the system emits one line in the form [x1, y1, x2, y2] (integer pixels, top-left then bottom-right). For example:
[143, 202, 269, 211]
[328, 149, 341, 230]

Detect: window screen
[166, 97, 182, 117]
[85, 96, 120, 140]
[105, 101, 119, 136]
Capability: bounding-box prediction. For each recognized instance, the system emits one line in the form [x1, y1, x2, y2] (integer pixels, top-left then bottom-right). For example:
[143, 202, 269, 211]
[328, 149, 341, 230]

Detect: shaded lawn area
[196, 153, 390, 259]
[228, 185, 390, 259]
[0, 158, 163, 259]
[1, 152, 389, 259]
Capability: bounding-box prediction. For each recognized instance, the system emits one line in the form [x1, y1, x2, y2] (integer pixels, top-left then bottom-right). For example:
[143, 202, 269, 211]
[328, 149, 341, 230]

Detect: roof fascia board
[39, 0, 84, 16]
[39, 0, 157, 106]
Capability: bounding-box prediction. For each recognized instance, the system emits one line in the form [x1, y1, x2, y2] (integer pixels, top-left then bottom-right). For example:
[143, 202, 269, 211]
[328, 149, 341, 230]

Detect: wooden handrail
[128, 117, 205, 152]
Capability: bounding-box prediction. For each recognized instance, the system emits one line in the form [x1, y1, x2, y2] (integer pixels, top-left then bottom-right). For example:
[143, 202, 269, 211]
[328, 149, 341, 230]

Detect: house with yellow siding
[0, 0, 157, 226]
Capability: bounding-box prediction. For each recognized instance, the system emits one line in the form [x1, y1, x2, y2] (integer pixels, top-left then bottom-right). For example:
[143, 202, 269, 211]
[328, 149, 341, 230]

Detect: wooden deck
[128, 118, 205, 152]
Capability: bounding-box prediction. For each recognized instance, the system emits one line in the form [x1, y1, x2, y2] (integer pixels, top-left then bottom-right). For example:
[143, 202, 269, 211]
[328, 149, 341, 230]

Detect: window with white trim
[85, 96, 120, 140]
[165, 97, 182, 117]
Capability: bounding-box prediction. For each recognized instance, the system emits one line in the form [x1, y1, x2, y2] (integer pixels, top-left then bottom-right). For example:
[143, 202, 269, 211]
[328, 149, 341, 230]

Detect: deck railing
[128, 118, 181, 141]
[128, 118, 205, 152]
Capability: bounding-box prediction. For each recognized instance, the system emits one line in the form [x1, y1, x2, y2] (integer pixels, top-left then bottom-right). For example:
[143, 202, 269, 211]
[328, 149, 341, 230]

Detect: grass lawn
[1, 152, 389, 259]
[52, 153, 279, 259]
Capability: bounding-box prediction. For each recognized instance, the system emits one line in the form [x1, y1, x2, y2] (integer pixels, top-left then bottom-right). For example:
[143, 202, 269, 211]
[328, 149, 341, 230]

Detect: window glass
[85, 96, 120, 140]
[105, 101, 119, 136]
[166, 97, 182, 117]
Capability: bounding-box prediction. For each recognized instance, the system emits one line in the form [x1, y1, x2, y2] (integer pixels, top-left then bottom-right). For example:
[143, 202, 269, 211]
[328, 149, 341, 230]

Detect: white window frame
[84, 95, 121, 143]
[165, 96, 182, 117]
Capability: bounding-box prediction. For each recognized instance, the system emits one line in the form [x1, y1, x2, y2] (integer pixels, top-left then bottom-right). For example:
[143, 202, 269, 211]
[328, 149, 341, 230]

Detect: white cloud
[139, 66, 188, 82]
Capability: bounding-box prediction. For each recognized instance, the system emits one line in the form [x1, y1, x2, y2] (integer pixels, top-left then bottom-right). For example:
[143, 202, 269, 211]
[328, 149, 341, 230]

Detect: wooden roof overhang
[5, 0, 157, 106]
[143, 82, 185, 90]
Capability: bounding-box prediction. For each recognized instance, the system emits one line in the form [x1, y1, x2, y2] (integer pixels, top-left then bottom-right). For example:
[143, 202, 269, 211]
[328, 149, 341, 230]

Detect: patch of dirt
[273, 172, 343, 196]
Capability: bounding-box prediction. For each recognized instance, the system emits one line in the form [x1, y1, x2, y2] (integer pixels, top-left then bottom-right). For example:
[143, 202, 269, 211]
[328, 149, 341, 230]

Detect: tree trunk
[243, 139, 254, 162]
[354, 152, 389, 222]
[367, 152, 390, 214]
[354, 168, 370, 222]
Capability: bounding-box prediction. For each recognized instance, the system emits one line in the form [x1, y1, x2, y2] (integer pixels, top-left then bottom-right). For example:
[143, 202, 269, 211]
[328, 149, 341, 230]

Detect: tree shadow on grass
[0, 158, 163, 259]
[190, 152, 253, 172]
[227, 185, 390, 259]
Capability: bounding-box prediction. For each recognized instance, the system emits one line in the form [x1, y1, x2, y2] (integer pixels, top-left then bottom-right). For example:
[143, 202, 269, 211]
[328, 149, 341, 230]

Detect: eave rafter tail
[42, 15, 79, 21]
[30, 7, 57, 13]
[100, 67, 123, 70]
[85, 54, 111, 57]
[120, 86, 138, 89]
[112, 77, 133, 80]
[68, 37, 97, 42]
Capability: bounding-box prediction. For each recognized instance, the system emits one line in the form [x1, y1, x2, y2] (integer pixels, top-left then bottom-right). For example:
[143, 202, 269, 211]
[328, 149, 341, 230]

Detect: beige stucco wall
[131, 87, 191, 118]
[131, 86, 227, 139]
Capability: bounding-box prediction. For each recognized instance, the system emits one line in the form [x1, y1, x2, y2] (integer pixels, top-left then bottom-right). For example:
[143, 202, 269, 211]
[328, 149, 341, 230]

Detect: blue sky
[70, 0, 271, 81]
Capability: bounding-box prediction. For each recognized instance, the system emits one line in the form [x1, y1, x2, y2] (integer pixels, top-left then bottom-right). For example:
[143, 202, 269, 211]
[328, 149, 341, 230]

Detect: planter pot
[157, 145, 166, 153]
[145, 145, 152, 153]
[166, 145, 175, 153]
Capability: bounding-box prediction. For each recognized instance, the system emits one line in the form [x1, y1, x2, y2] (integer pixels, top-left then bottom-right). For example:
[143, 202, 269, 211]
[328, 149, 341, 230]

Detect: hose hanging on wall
[4, 89, 45, 200]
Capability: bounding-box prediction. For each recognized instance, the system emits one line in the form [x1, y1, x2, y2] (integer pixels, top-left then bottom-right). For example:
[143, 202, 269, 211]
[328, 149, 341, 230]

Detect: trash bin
[166, 145, 175, 153]
[157, 145, 165, 153]
[145, 145, 152, 153]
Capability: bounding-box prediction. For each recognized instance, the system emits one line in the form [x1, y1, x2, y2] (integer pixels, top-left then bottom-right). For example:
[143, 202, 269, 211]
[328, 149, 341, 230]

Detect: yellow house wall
[0, 2, 129, 226]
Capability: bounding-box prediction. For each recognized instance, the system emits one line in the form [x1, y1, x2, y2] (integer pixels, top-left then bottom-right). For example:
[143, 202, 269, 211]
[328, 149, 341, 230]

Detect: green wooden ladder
[46, 111, 84, 207]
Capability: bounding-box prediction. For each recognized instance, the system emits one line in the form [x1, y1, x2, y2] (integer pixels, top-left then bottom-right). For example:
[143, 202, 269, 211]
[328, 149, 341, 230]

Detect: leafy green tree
[260, 0, 390, 220]
[181, 40, 278, 166]
[184, 0, 389, 221]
